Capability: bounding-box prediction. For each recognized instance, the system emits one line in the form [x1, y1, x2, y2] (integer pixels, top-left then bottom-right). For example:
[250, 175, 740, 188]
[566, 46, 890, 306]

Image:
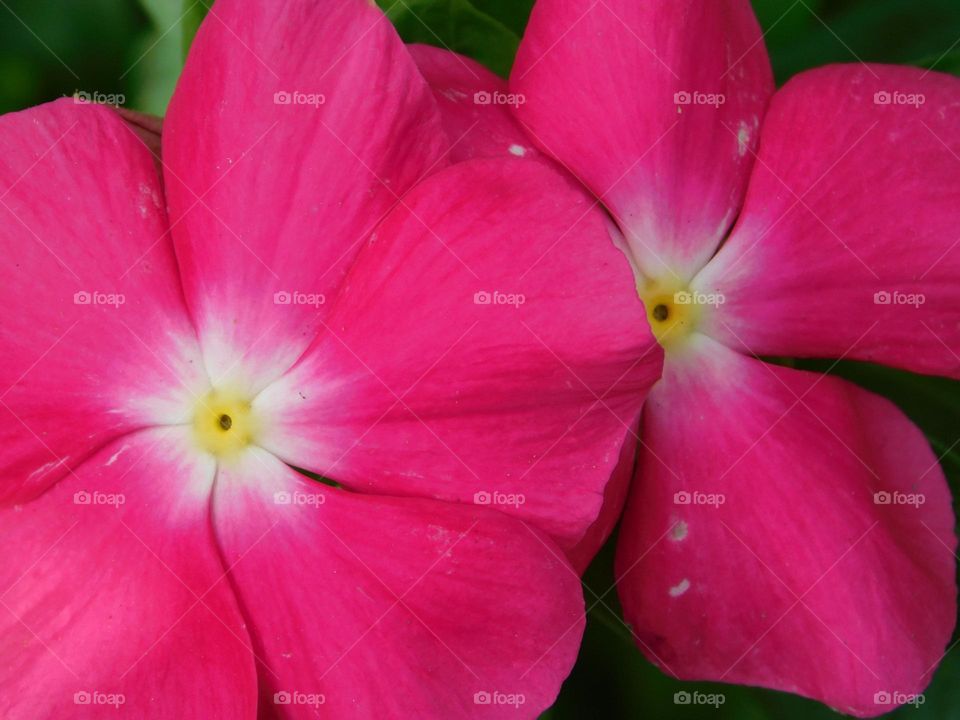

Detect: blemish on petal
[737, 121, 751, 157]
[669, 578, 691, 597]
[670, 520, 688, 542]
[441, 88, 468, 102]
[508, 144, 526, 157]
[105, 444, 130, 467]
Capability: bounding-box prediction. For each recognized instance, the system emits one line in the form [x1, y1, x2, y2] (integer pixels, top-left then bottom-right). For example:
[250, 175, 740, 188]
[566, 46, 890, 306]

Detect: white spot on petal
[105, 444, 130, 467]
[737, 122, 751, 157]
[508, 144, 526, 157]
[670, 520, 688, 542]
[669, 578, 691, 597]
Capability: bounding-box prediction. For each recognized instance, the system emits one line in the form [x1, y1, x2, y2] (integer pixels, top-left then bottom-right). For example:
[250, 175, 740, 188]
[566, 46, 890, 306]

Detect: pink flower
[0, 0, 665, 716]
[429, 0, 957, 715]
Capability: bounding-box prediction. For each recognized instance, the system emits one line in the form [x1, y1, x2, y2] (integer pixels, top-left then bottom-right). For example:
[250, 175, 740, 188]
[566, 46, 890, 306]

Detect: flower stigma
[192, 387, 258, 458]
[638, 277, 702, 350]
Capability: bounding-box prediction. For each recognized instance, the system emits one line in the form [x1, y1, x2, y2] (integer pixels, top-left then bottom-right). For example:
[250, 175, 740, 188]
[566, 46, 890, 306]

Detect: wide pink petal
[0, 429, 256, 718]
[253, 158, 661, 556]
[409, 43, 542, 164]
[211, 448, 584, 718]
[695, 65, 960, 378]
[0, 100, 207, 505]
[163, 0, 448, 393]
[616, 336, 956, 716]
[510, 0, 774, 280]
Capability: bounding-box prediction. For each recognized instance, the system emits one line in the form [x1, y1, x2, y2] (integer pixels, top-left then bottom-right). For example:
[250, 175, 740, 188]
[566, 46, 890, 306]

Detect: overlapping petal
[253, 158, 661, 554]
[616, 336, 956, 716]
[409, 44, 542, 164]
[695, 65, 960, 378]
[211, 447, 584, 718]
[511, 0, 774, 279]
[163, 0, 449, 393]
[0, 429, 256, 719]
[0, 100, 207, 505]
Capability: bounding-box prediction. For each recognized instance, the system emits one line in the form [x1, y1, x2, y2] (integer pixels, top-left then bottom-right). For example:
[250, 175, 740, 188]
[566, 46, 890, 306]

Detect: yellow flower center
[639, 277, 702, 349]
[192, 387, 258, 458]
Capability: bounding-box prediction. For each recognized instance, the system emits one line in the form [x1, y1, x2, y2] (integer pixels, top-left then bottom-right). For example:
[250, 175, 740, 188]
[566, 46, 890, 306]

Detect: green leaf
[753, 0, 960, 84]
[916, 49, 960, 76]
[181, 0, 211, 58]
[469, 0, 534, 37]
[376, 0, 519, 77]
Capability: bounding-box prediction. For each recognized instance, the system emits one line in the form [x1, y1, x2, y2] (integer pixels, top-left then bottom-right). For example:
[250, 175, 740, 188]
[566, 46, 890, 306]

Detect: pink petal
[616, 335, 956, 716]
[0, 429, 256, 718]
[695, 65, 960, 378]
[510, 0, 774, 280]
[409, 43, 541, 163]
[115, 107, 162, 159]
[254, 158, 661, 556]
[0, 100, 207, 505]
[163, 0, 449, 393]
[211, 449, 585, 718]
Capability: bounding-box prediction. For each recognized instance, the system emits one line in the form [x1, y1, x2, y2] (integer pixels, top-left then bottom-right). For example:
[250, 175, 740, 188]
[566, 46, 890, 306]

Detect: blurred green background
[1, 0, 957, 717]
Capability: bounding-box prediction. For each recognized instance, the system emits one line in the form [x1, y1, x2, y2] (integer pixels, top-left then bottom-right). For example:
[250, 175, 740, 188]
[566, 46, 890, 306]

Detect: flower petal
[695, 65, 960, 378]
[0, 428, 256, 718]
[254, 158, 661, 556]
[409, 43, 541, 163]
[0, 100, 207, 505]
[163, 0, 448, 393]
[616, 336, 956, 716]
[211, 448, 584, 718]
[510, 0, 773, 279]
